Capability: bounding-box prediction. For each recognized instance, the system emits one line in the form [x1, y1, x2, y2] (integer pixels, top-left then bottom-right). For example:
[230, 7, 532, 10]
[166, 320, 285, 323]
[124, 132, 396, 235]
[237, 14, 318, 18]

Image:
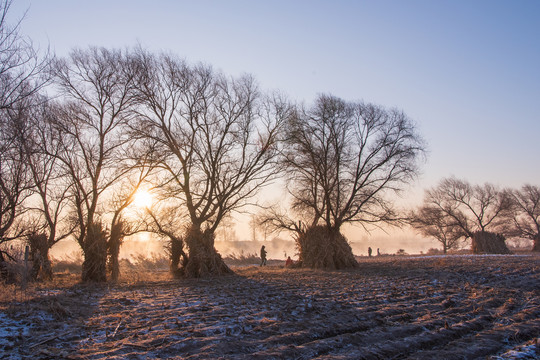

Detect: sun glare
[133, 189, 154, 209]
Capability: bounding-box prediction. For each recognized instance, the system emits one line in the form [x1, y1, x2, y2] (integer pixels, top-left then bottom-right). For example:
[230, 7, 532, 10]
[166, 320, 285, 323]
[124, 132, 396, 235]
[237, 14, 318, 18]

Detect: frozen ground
[1, 255, 539, 359]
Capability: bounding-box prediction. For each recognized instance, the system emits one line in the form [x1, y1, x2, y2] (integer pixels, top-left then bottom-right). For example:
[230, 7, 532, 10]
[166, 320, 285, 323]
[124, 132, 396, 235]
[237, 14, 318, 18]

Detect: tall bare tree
[278, 94, 425, 269]
[0, 0, 48, 276]
[421, 177, 512, 254]
[51, 47, 136, 282]
[131, 50, 289, 277]
[20, 97, 73, 280]
[0, 95, 31, 260]
[504, 185, 540, 251]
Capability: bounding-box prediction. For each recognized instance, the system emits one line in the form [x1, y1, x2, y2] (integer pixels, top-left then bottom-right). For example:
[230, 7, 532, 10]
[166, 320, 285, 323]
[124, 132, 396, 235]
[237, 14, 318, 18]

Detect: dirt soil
[1, 254, 539, 359]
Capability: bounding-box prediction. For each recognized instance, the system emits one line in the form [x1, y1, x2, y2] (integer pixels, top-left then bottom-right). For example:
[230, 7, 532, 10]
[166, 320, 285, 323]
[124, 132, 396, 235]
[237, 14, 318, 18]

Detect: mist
[49, 231, 441, 263]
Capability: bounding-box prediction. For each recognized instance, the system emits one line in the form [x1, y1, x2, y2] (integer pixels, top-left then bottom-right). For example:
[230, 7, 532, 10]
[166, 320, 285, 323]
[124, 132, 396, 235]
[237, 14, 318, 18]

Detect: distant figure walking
[377, 248, 380, 256]
[260, 245, 267, 266]
[368, 247, 372, 257]
[285, 256, 293, 267]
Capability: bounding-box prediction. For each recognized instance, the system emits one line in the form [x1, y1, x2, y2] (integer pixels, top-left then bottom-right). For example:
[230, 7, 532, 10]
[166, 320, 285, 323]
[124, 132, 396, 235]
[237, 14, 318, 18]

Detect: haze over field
[49, 233, 438, 262]
[10, 0, 540, 256]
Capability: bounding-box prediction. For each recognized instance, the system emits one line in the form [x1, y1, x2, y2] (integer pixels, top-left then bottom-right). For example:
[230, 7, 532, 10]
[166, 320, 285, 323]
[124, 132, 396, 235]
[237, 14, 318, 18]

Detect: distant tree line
[409, 179, 540, 254]
[0, 0, 537, 283]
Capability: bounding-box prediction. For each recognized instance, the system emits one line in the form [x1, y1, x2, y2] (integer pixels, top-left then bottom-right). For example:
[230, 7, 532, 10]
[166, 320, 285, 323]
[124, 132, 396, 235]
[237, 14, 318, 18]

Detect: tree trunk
[471, 231, 511, 254]
[107, 240, 120, 282]
[29, 233, 45, 280]
[0, 252, 16, 284]
[169, 235, 187, 277]
[107, 221, 124, 282]
[532, 234, 540, 252]
[180, 226, 233, 278]
[40, 247, 53, 281]
[297, 225, 359, 270]
[82, 223, 108, 282]
[28, 233, 53, 281]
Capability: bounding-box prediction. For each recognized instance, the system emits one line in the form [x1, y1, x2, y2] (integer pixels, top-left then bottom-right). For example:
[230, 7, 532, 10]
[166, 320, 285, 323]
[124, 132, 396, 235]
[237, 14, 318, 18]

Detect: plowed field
[2, 254, 539, 359]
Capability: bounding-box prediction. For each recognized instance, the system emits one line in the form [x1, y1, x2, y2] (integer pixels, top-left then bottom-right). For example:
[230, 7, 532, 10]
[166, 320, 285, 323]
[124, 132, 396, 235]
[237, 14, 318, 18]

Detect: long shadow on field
[1, 278, 110, 359]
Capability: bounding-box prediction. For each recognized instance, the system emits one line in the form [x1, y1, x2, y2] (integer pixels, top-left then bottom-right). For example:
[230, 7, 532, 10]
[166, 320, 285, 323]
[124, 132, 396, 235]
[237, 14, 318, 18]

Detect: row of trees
[2, 0, 536, 283]
[410, 179, 540, 254]
[0, 37, 291, 281]
[0, 0, 293, 281]
[0, 10, 426, 281]
[1, 38, 425, 280]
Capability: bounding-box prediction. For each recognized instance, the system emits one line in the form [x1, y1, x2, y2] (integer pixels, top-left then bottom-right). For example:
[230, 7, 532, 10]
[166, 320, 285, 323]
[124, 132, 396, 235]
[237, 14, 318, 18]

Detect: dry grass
[222, 251, 260, 266]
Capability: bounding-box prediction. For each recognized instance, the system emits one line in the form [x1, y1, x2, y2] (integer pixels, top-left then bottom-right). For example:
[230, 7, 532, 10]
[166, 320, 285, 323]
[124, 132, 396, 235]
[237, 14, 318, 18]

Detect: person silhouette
[285, 256, 293, 267]
[260, 245, 267, 266]
[368, 247, 372, 257]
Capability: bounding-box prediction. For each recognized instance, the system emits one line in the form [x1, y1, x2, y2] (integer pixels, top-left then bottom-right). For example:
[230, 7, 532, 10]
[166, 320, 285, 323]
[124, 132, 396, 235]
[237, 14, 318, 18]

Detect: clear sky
[10, 0, 540, 252]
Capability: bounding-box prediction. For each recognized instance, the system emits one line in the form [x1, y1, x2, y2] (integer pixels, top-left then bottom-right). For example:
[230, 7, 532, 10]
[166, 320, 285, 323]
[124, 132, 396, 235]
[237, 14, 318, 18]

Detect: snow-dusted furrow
[1, 255, 538, 359]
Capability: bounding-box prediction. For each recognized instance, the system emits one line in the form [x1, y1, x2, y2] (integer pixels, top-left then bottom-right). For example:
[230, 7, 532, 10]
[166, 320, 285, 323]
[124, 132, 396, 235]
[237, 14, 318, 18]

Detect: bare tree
[141, 202, 188, 276]
[0, 0, 48, 111]
[254, 213, 272, 242]
[18, 97, 75, 280]
[257, 205, 307, 240]
[249, 214, 258, 242]
[504, 185, 540, 251]
[0, 0, 48, 277]
[421, 177, 512, 254]
[215, 214, 237, 243]
[106, 157, 154, 281]
[51, 47, 136, 282]
[0, 96, 32, 261]
[408, 206, 465, 254]
[131, 50, 289, 277]
[279, 94, 425, 269]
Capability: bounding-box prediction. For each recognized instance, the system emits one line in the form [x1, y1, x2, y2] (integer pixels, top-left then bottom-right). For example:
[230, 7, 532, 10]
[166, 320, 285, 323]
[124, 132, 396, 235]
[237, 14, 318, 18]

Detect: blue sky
[11, 0, 540, 198]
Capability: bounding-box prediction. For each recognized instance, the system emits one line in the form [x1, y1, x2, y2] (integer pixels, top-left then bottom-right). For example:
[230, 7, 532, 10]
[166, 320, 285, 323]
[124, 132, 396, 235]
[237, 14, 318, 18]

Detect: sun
[132, 189, 154, 209]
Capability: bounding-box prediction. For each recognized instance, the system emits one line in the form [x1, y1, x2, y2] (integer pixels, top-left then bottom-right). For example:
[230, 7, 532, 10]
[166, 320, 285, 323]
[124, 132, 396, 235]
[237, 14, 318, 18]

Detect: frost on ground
[1, 255, 539, 359]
